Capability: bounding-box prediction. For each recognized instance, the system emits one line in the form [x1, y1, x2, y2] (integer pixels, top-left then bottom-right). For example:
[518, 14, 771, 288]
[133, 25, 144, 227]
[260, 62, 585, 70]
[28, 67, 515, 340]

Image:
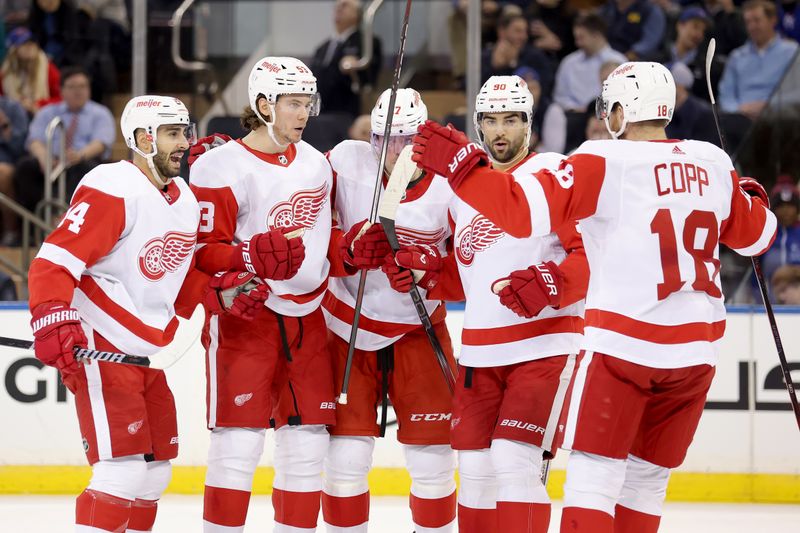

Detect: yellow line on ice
[1, 466, 798, 503]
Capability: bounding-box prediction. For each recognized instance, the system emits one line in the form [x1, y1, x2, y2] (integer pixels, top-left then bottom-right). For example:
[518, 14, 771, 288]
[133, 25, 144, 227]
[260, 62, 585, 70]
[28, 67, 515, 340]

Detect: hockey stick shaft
[0, 336, 151, 367]
[340, 0, 415, 404]
[705, 39, 800, 430]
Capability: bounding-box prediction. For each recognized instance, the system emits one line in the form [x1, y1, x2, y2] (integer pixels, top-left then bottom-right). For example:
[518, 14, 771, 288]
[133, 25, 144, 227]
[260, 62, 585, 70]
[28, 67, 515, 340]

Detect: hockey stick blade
[0, 304, 204, 370]
[378, 145, 416, 222]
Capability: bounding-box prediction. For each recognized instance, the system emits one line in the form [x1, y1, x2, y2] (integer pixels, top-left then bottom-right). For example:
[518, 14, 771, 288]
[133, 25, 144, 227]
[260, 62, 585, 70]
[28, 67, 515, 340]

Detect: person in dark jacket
[666, 62, 718, 144]
[309, 0, 382, 118]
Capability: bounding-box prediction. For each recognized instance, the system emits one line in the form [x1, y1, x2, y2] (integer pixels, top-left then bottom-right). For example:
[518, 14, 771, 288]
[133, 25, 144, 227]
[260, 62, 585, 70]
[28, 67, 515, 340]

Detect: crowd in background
[1, 0, 800, 302]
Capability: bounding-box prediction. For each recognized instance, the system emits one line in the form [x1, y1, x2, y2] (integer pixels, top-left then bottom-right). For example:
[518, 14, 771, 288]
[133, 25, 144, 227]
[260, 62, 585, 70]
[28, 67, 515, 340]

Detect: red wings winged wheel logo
[267, 183, 329, 230]
[138, 231, 196, 281]
[455, 214, 505, 266]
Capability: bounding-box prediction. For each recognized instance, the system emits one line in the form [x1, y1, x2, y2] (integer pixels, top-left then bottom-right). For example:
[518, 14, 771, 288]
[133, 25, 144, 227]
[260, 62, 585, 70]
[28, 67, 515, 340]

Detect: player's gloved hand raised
[29, 301, 87, 375]
[411, 120, 489, 189]
[234, 226, 305, 281]
[739, 176, 769, 207]
[340, 220, 392, 270]
[492, 261, 564, 319]
[382, 245, 443, 292]
[188, 133, 232, 166]
[204, 271, 269, 320]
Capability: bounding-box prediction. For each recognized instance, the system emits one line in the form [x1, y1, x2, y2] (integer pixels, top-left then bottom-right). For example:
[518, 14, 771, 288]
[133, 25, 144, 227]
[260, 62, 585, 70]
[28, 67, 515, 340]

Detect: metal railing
[42, 117, 68, 226]
[0, 192, 54, 300]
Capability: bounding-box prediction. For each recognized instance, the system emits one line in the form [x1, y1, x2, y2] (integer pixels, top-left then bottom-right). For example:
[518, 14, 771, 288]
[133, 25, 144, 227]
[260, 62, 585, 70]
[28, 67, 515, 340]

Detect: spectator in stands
[665, 7, 711, 67]
[701, 0, 747, 58]
[771, 264, 800, 304]
[310, 0, 382, 118]
[540, 14, 624, 152]
[718, 0, 799, 120]
[28, 0, 82, 68]
[777, 0, 800, 42]
[481, 12, 555, 94]
[666, 62, 718, 144]
[760, 179, 800, 288]
[657, 6, 726, 99]
[526, 0, 576, 60]
[11, 66, 114, 219]
[0, 95, 28, 246]
[0, 27, 62, 115]
[348, 114, 371, 142]
[602, 0, 666, 60]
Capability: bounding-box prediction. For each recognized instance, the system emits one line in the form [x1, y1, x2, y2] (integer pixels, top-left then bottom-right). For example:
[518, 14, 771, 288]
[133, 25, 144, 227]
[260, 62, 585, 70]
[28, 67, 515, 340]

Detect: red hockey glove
[382, 245, 443, 292]
[234, 226, 305, 281]
[493, 261, 564, 319]
[382, 255, 415, 293]
[411, 120, 489, 189]
[30, 301, 87, 375]
[340, 220, 392, 270]
[739, 176, 769, 207]
[203, 271, 269, 320]
[188, 133, 232, 166]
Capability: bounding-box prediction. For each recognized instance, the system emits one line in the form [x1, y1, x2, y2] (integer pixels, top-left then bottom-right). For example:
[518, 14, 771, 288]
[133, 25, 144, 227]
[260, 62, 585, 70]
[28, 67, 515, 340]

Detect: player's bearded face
[273, 95, 314, 144]
[153, 125, 190, 178]
[480, 113, 527, 163]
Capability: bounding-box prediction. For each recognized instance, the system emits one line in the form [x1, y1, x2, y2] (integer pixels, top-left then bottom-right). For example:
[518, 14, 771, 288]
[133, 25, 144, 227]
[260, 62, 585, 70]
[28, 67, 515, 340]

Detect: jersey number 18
[650, 209, 721, 300]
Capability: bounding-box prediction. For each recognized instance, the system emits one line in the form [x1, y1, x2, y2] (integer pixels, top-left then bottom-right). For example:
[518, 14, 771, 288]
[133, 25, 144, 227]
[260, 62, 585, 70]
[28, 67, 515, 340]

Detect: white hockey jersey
[190, 139, 333, 317]
[452, 152, 586, 368]
[452, 139, 777, 368]
[32, 161, 200, 356]
[323, 140, 453, 351]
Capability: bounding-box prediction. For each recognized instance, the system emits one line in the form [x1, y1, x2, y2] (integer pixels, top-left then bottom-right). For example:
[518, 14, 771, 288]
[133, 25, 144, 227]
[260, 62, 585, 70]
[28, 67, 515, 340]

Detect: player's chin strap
[131, 144, 171, 188]
[259, 104, 291, 151]
[604, 115, 627, 140]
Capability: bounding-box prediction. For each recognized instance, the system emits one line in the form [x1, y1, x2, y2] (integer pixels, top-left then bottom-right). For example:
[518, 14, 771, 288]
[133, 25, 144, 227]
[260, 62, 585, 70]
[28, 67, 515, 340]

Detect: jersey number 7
[651, 209, 721, 300]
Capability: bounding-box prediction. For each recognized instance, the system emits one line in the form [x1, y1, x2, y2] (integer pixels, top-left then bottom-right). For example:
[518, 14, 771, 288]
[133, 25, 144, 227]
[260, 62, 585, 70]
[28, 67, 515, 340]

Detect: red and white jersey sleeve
[456, 139, 776, 368]
[451, 152, 586, 368]
[190, 139, 333, 317]
[30, 161, 200, 356]
[323, 140, 453, 351]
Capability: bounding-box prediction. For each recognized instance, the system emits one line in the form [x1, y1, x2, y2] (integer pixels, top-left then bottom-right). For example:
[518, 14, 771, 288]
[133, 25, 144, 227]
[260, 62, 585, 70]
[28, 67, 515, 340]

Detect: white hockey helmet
[473, 75, 534, 150]
[248, 56, 320, 127]
[596, 61, 676, 139]
[120, 95, 196, 186]
[120, 95, 196, 155]
[371, 88, 428, 137]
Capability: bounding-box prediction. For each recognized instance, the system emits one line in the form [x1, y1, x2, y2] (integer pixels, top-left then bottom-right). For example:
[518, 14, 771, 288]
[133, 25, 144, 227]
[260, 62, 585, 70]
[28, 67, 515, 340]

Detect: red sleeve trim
[454, 166, 533, 238]
[28, 258, 78, 309]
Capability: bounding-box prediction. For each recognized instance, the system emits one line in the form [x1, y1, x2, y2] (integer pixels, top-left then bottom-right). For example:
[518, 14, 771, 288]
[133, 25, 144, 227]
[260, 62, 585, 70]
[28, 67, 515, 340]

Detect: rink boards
[0, 303, 798, 502]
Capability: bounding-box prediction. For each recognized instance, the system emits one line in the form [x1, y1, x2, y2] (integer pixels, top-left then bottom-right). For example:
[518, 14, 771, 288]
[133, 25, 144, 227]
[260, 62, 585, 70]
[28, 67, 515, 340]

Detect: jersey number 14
[650, 209, 721, 300]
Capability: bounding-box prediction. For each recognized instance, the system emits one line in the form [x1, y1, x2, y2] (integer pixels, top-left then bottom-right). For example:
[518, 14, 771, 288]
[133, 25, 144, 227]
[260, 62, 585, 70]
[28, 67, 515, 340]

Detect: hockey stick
[706, 39, 800, 430]
[339, 0, 415, 405]
[379, 145, 456, 394]
[0, 304, 205, 371]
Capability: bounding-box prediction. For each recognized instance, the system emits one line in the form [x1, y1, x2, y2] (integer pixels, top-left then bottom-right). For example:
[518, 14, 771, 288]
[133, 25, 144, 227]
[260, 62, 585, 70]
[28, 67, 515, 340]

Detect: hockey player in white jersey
[27, 95, 207, 532]
[411, 62, 777, 533]
[389, 76, 589, 533]
[321, 88, 459, 532]
[189, 57, 340, 533]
